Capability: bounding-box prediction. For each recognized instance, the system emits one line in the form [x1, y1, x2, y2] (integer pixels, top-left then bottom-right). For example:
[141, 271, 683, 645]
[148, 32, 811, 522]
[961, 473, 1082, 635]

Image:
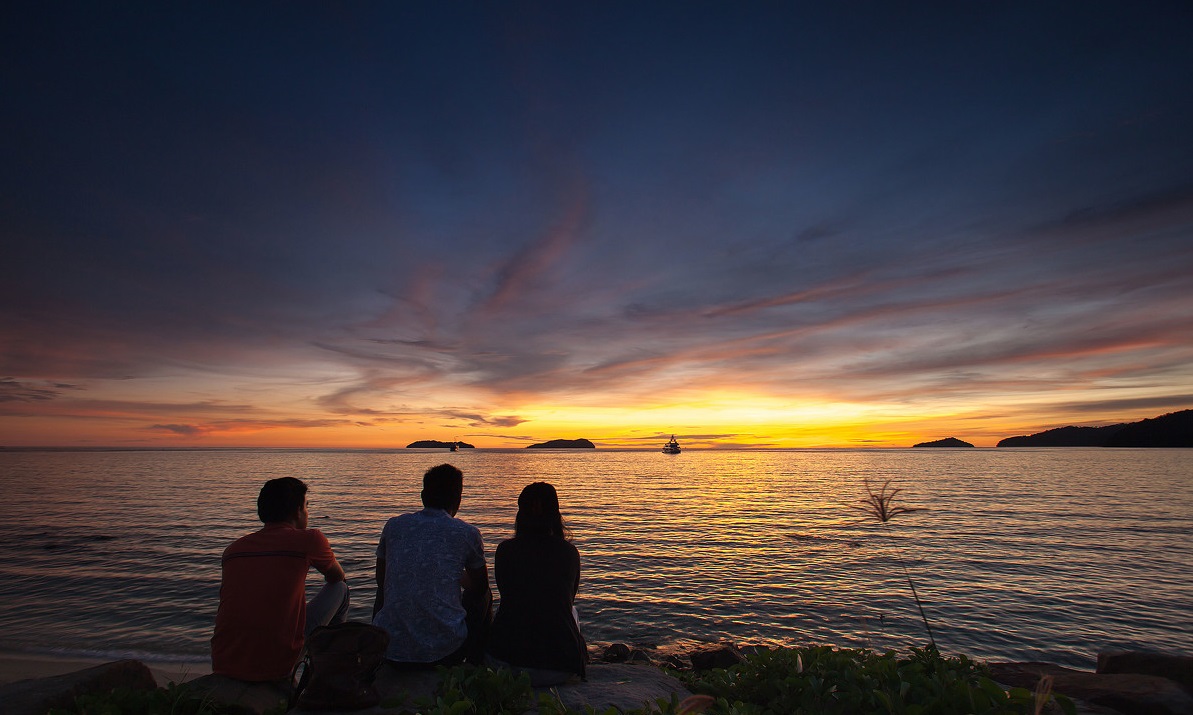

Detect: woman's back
[488, 534, 586, 677]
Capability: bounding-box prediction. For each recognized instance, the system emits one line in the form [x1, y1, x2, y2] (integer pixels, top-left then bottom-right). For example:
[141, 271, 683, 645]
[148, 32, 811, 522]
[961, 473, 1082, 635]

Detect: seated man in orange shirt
[211, 477, 349, 681]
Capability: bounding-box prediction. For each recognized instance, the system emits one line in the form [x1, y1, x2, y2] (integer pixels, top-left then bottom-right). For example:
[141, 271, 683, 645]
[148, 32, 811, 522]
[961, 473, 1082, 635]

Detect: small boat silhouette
[662, 435, 681, 454]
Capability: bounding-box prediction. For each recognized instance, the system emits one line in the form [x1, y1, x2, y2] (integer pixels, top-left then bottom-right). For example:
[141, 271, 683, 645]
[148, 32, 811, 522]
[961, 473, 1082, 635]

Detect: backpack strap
[288, 650, 312, 711]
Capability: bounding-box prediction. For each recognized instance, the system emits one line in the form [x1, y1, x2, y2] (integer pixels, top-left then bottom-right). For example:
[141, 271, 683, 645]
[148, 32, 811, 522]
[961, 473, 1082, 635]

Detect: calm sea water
[0, 448, 1189, 669]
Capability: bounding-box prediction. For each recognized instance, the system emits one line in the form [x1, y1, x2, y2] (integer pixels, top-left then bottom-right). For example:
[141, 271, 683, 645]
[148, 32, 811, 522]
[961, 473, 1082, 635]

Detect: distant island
[997, 409, 1192, 448]
[526, 438, 595, 449]
[406, 440, 476, 449]
[913, 437, 974, 448]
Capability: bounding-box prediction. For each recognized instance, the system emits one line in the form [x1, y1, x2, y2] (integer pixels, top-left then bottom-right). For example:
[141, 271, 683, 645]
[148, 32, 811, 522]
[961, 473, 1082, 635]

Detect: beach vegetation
[44, 650, 1073, 715]
[673, 646, 1076, 715]
[407, 663, 535, 713]
[47, 682, 238, 715]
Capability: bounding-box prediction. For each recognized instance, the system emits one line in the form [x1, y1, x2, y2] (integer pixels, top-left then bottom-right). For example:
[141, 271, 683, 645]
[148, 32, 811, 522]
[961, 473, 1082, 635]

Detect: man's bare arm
[319, 558, 346, 584]
[373, 555, 386, 617]
[461, 563, 489, 597]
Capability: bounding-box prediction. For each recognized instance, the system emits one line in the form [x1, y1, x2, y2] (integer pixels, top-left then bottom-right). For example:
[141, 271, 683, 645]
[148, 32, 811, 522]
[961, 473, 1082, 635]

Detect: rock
[988, 661, 1193, 715]
[690, 644, 744, 671]
[912, 437, 975, 448]
[186, 673, 291, 715]
[661, 654, 688, 670]
[627, 649, 654, 665]
[550, 663, 692, 714]
[603, 643, 632, 663]
[1097, 651, 1193, 693]
[0, 659, 158, 715]
[290, 662, 688, 715]
[526, 438, 596, 449]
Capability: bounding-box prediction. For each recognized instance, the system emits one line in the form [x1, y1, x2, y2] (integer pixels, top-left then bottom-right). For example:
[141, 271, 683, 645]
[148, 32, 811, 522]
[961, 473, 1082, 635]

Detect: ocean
[0, 448, 1189, 670]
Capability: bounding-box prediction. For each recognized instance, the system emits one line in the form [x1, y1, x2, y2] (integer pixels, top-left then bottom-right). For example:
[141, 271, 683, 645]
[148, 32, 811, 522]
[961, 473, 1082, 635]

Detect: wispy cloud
[3, 3, 1191, 446]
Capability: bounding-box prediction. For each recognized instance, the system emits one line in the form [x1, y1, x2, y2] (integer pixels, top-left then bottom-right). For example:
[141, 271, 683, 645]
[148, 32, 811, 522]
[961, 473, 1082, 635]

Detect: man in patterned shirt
[372, 463, 491, 666]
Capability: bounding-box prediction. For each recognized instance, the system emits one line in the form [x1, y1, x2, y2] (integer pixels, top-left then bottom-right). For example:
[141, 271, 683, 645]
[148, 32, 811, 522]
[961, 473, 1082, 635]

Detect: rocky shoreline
[3, 644, 1190, 715]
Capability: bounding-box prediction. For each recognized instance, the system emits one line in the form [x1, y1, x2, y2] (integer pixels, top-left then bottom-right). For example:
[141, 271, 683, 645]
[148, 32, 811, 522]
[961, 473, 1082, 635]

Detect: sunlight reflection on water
[0, 448, 1189, 667]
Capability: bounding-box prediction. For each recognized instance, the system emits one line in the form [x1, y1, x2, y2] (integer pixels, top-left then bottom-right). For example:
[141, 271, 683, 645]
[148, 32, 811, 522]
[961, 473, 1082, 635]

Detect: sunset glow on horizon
[2, 5, 1192, 450]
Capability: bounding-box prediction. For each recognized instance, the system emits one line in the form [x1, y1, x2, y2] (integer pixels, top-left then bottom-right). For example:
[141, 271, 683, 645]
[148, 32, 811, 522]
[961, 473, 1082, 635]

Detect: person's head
[515, 481, 570, 540]
[422, 463, 464, 514]
[257, 477, 309, 526]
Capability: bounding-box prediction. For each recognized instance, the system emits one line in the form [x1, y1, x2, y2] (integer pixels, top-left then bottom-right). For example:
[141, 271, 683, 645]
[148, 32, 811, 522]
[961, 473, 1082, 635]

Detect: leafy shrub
[48, 649, 1075, 715]
[47, 683, 240, 715]
[410, 664, 535, 714]
[675, 646, 1076, 715]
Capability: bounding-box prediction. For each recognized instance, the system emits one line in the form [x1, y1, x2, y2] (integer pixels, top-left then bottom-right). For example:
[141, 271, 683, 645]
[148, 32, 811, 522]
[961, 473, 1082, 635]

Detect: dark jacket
[487, 535, 587, 678]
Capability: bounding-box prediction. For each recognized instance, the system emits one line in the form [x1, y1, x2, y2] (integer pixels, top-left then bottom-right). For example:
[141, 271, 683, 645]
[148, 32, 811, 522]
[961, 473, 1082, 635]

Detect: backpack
[293, 621, 390, 711]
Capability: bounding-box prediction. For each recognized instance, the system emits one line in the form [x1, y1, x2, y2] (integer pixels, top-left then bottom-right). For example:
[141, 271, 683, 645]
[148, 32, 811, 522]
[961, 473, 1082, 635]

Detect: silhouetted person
[212, 477, 349, 681]
[372, 463, 492, 666]
[486, 482, 587, 685]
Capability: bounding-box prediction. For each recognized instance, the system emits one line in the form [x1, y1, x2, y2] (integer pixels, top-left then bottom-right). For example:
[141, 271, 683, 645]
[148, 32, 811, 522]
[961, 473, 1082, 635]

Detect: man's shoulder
[385, 510, 482, 545]
[447, 515, 483, 541]
[224, 525, 329, 555]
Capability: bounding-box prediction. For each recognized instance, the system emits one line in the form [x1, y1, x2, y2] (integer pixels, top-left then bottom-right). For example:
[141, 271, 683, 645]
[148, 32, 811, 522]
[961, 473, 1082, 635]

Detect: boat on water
[662, 435, 681, 454]
[449, 441, 459, 452]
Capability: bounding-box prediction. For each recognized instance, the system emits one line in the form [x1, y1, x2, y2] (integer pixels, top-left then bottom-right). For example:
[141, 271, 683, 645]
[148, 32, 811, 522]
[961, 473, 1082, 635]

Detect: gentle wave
[1, 448, 1190, 668]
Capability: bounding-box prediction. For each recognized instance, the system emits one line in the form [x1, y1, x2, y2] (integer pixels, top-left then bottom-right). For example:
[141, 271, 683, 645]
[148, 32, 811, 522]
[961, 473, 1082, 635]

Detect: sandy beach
[0, 651, 210, 688]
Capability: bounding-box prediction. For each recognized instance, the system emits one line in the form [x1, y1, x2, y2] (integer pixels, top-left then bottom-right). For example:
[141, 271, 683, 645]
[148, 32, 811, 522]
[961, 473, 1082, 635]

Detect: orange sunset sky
[3, 5, 1192, 449]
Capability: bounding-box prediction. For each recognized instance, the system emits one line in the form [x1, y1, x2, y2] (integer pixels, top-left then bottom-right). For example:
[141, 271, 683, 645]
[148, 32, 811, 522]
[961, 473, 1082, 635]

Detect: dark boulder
[0, 659, 158, 715]
[1098, 651, 1193, 694]
[185, 674, 290, 715]
[690, 644, 745, 671]
[661, 654, 688, 670]
[988, 661, 1193, 715]
[602, 643, 632, 663]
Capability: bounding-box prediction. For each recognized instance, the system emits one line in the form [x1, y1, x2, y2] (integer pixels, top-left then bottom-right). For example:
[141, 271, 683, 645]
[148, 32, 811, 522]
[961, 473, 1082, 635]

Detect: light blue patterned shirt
[372, 508, 486, 662]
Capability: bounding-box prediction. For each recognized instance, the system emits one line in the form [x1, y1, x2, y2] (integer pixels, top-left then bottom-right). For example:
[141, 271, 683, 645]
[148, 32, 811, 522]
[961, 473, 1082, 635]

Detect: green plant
[411, 664, 535, 714]
[678, 646, 1075, 715]
[853, 478, 936, 648]
[47, 683, 239, 715]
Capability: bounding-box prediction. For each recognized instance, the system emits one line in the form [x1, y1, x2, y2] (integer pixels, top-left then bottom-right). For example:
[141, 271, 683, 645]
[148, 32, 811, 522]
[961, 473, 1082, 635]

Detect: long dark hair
[514, 481, 571, 540]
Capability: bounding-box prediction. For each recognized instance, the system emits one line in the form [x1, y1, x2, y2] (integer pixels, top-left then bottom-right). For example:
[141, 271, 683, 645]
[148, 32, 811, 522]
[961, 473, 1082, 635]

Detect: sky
[2, 3, 1192, 449]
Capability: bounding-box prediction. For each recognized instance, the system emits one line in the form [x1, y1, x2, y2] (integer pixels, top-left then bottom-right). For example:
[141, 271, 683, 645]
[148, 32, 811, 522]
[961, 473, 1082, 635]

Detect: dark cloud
[150, 418, 357, 438]
[150, 424, 207, 437]
[1048, 395, 1193, 417]
[437, 412, 527, 429]
[0, 378, 66, 403]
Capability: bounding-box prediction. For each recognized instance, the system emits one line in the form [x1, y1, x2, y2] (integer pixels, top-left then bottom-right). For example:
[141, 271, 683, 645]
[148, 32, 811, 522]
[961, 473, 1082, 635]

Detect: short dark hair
[257, 477, 308, 523]
[421, 463, 464, 511]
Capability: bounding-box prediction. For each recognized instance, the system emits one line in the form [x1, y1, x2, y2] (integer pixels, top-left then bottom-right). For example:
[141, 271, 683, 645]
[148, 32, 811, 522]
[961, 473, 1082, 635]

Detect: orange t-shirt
[211, 524, 336, 681]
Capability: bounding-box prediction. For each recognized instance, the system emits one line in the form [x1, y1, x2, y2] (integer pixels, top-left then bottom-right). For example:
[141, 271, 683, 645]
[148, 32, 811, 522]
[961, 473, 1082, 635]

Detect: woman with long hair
[486, 482, 587, 685]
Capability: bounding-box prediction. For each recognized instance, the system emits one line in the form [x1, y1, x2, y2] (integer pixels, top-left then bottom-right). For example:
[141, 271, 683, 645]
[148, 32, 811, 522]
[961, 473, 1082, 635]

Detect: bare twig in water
[854, 478, 936, 649]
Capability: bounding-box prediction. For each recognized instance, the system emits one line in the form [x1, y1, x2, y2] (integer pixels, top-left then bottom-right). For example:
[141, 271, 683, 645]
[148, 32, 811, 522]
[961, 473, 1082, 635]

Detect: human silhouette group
[211, 464, 586, 688]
